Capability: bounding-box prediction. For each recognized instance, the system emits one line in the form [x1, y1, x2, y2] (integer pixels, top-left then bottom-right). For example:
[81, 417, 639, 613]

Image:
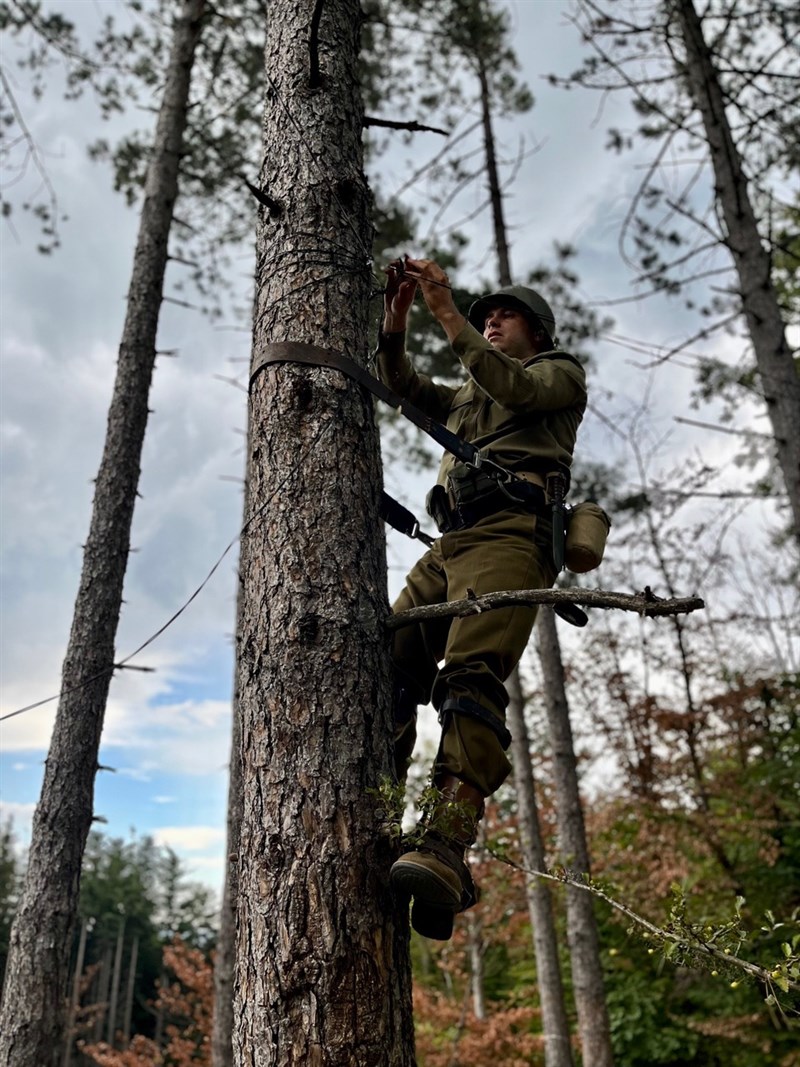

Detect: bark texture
[233, 2, 414, 1064]
[506, 670, 575, 1067]
[536, 607, 613, 1067]
[212, 573, 245, 1067]
[673, 0, 800, 542]
[0, 4, 206, 1063]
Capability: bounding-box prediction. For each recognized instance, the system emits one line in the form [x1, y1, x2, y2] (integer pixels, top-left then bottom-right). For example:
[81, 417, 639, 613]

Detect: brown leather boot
[390, 773, 485, 940]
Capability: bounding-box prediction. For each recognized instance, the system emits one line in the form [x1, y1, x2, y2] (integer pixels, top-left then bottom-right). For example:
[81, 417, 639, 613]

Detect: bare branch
[386, 587, 705, 630]
[363, 115, 449, 136]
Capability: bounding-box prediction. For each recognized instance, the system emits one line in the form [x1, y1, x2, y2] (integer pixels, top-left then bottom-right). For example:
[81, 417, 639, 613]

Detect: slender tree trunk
[62, 917, 88, 1067]
[478, 48, 576, 1063]
[233, 1, 414, 1063]
[506, 671, 575, 1067]
[0, 4, 206, 1062]
[477, 54, 512, 288]
[673, 0, 800, 542]
[536, 607, 613, 1067]
[212, 565, 246, 1067]
[466, 824, 486, 1022]
[93, 948, 112, 1044]
[466, 912, 486, 1021]
[122, 935, 139, 1045]
[106, 918, 125, 1045]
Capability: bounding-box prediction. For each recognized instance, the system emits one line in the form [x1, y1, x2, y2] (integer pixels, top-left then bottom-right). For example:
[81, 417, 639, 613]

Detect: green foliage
[73, 830, 216, 1043]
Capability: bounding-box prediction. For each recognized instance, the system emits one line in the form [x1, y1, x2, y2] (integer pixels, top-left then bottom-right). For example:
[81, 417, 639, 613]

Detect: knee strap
[439, 696, 512, 751]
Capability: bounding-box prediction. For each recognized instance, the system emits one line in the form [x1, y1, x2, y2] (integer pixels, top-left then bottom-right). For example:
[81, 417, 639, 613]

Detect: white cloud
[152, 795, 177, 804]
[152, 825, 225, 852]
[0, 801, 36, 843]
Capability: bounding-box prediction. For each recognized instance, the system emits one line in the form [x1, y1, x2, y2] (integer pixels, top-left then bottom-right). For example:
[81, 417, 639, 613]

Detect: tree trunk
[466, 825, 486, 1022]
[673, 0, 800, 543]
[506, 671, 575, 1067]
[465, 912, 486, 1021]
[477, 53, 512, 288]
[233, 1, 414, 1064]
[212, 568, 246, 1067]
[61, 917, 88, 1067]
[93, 947, 112, 1044]
[122, 934, 139, 1045]
[106, 918, 125, 1045]
[0, 4, 205, 1063]
[536, 607, 613, 1067]
[475, 53, 514, 288]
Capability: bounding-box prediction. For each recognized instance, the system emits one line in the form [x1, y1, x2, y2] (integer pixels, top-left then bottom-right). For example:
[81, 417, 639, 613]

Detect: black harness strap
[250, 342, 554, 508]
[250, 341, 587, 626]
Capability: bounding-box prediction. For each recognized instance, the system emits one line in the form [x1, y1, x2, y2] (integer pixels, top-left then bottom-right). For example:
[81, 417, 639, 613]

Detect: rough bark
[212, 574, 245, 1067]
[0, 5, 206, 1062]
[673, 0, 800, 543]
[506, 671, 575, 1067]
[233, 1, 414, 1064]
[536, 607, 613, 1067]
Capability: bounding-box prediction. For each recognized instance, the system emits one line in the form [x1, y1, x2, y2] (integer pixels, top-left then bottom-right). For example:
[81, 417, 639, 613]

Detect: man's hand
[402, 256, 466, 342]
[383, 258, 418, 333]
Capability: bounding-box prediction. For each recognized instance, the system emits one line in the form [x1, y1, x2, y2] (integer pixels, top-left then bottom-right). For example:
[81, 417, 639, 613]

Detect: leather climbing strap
[250, 341, 558, 510]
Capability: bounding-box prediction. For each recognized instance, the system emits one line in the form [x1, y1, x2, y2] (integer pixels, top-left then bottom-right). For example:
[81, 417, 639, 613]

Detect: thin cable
[1, 418, 336, 724]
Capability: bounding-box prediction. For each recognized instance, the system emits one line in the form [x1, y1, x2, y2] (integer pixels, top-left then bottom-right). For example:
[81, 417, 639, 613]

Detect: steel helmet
[468, 285, 556, 346]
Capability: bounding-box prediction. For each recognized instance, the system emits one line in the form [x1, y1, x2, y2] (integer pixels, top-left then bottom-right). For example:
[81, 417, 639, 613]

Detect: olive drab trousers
[392, 507, 556, 797]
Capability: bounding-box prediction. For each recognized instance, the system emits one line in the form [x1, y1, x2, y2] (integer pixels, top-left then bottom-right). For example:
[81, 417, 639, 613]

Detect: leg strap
[439, 695, 512, 751]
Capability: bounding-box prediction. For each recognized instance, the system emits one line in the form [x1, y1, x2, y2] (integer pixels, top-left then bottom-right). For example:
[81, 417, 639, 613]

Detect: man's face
[482, 305, 539, 361]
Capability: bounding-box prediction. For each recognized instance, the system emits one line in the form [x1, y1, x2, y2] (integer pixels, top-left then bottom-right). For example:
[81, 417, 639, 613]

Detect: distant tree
[0, 6, 208, 1059]
[0, 819, 20, 993]
[81, 937, 213, 1067]
[563, 0, 800, 542]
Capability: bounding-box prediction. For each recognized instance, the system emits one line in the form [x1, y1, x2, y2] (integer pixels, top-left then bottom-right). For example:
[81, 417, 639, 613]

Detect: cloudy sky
[1, 0, 789, 895]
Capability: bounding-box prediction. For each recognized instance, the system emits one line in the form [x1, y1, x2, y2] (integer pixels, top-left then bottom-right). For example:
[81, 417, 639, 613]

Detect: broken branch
[386, 588, 704, 630]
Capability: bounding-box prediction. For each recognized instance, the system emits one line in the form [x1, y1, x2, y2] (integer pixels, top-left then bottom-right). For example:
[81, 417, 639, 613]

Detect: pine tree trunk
[233, 1, 414, 1064]
[506, 671, 575, 1067]
[93, 948, 112, 1044]
[212, 568, 245, 1067]
[0, 5, 206, 1062]
[477, 53, 512, 288]
[673, 0, 800, 542]
[536, 608, 613, 1067]
[466, 910, 486, 1021]
[122, 934, 139, 1045]
[106, 918, 125, 1045]
[61, 917, 88, 1067]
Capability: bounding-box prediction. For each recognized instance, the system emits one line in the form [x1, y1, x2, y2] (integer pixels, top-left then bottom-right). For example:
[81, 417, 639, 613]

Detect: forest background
[1, 0, 798, 1064]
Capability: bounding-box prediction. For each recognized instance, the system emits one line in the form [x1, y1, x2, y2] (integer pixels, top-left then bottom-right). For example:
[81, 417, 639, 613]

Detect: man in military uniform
[378, 256, 587, 940]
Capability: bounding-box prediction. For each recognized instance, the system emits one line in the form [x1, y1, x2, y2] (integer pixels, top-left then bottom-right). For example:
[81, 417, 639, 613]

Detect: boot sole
[390, 856, 462, 909]
[411, 901, 455, 940]
[391, 858, 459, 941]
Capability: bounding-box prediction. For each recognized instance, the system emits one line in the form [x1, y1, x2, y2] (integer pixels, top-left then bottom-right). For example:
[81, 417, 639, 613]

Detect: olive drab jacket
[376, 321, 587, 487]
